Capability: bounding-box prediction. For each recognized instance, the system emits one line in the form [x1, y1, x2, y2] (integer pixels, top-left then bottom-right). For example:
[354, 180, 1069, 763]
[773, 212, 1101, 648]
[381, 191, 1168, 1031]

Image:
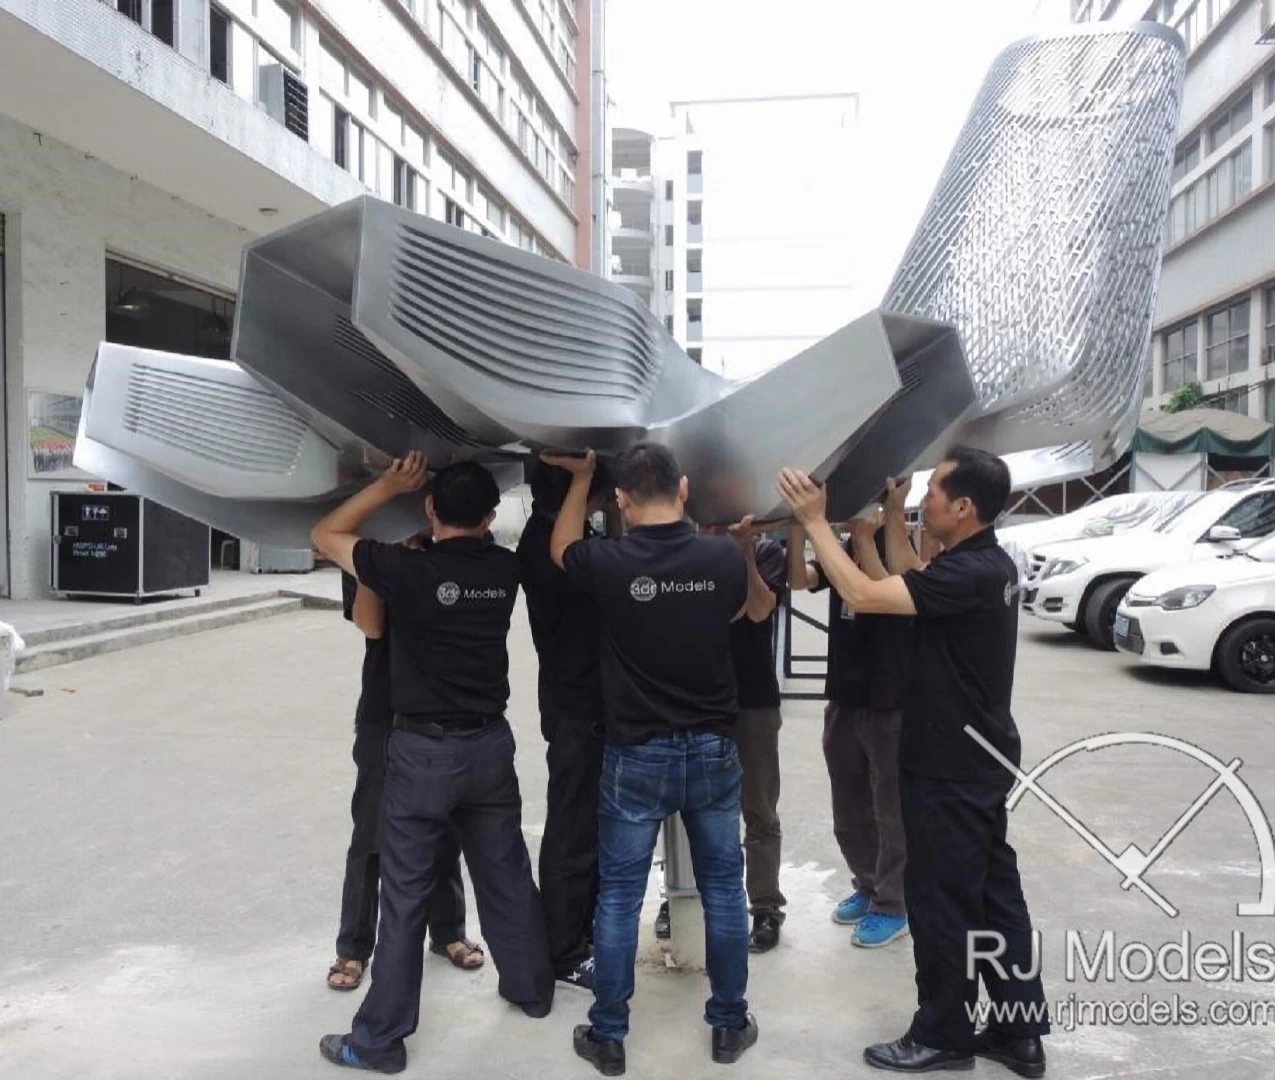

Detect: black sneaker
[573, 1024, 625, 1076]
[711, 1014, 759, 1064]
[654, 900, 671, 940]
[318, 1034, 405, 1074]
[749, 912, 781, 953]
[557, 956, 595, 992]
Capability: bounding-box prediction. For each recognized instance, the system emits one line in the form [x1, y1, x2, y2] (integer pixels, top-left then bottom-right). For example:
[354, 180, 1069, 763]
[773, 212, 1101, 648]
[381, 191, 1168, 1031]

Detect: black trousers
[336, 724, 466, 961]
[537, 688, 603, 972]
[901, 771, 1049, 1051]
[350, 722, 554, 1069]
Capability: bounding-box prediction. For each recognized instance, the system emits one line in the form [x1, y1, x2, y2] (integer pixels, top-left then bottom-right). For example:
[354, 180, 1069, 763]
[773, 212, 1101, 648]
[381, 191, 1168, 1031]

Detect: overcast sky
[606, 0, 1073, 306]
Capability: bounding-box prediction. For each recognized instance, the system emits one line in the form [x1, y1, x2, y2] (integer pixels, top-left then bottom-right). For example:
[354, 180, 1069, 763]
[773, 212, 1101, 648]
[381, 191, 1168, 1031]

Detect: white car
[1114, 538, 1275, 694]
[999, 491, 1197, 578]
[1021, 479, 1275, 650]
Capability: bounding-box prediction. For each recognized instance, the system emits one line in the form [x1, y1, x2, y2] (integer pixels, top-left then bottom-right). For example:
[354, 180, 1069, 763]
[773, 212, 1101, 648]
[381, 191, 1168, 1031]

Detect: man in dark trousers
[313, 453, 554, 1074]
[719, 521, 788, 953]
[787, 512, 911, 949]
[547, 443, 770, 1077]
[516, 459, 615, 991]
[778, 447, 1049, 1078]
[327, 558, 483, 994]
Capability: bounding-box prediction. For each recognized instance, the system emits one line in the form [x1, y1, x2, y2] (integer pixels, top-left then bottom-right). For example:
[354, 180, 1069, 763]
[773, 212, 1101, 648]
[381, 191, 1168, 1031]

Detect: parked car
[999, 491, 1198, 578]
[1114, 537, 1275, 694]
[1020, 479, 1275, 649]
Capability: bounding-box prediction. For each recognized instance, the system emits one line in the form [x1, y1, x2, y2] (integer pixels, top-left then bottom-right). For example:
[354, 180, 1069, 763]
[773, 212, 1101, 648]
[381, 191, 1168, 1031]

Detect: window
[210, 6, 231, 84]
[333, 106, 349, 169]
[116, 0, 141, 23]
[688, 347, 703, 364]
[1267, 122, 1275, 184]
[483, 190, 505, 229]
[1214, 492, 1275, 539]
[559, 166, 574, 203]
[105, 258, 237, 361]
[393, 156, 417, 210]
[664, 270, 673, 291]
[664, 224, 673, 246]
[1207, 386, 1250, 414]
[664, 315, 673, 332]
[665, 180, 673, 200]
[351, 120, 368, 183]
[152, 0, 174, 45]
[686, 249, 702, 273]
[1172, 137, 1200, 183]
[687, 298, 702, 322]
[1268, 68, 1275, 107]
[444, 197, 466, 229]
[687, 201, 702, 226]
[1264, 285, 1275, 367]
[1205, 298, 1250, 378]
[1162, 321, 1197, 390]
[1171, 140, 1251, 243]
[1207, 92, 1252, 153]
[687, 150, 702, 176]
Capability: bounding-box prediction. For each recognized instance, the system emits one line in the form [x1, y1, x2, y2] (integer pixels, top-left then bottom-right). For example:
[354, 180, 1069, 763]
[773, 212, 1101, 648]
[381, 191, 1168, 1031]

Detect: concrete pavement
[1, 599, 1274, 1079]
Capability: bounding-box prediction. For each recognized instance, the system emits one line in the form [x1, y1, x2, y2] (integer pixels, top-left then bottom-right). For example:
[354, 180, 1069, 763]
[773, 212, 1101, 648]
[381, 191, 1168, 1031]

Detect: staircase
[15, 592, 331, 674]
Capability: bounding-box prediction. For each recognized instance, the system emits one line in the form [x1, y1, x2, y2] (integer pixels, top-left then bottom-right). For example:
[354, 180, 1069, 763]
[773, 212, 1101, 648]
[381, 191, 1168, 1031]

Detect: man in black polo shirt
[516, 459, 616, 991]
[546, 443, 770, 1076]
[327, 559, 480, 993]
[312, 454, 554, 1074]
[788, 513, 911, 948]
[778, 446, 1049, 1079]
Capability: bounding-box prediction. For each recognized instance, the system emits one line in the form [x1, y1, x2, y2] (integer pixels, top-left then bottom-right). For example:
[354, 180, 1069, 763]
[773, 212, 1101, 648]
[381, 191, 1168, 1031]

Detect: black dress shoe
[863, 1033, 973, 1073]
[655, 900, 671, 940]
[711, 1014, 759, 1064]
[318, 1034, 406, 1073]
[573, 1024, 625, 1076]
[973, 1030, 1047, 1078]
[749, 913, 782, 953]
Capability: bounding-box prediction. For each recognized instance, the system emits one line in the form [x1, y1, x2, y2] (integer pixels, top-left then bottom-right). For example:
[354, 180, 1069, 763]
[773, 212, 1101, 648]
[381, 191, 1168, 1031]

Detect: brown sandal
[327, 957, 365, 991]
[429, 938, 485, 971]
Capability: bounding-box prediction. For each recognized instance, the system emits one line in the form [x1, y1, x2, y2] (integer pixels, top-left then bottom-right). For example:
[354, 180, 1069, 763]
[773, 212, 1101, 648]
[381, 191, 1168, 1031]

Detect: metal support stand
[661, 813, 706, 969]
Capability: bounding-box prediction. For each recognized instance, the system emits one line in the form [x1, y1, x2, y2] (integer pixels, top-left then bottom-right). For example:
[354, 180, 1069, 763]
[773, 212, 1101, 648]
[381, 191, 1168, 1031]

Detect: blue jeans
[589, 732, 750, 1042]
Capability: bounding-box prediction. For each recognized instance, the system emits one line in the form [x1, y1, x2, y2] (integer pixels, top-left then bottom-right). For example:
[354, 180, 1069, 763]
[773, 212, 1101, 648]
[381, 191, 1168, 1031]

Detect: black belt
[393, 714, 503, 737]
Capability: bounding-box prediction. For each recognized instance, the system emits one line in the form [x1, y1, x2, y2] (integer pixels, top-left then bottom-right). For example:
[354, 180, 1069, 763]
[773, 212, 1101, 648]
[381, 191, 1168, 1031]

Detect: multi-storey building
[610, 94, 861, 381]
[1075, 0, 1275, 424]
[0, 0, 604, 598]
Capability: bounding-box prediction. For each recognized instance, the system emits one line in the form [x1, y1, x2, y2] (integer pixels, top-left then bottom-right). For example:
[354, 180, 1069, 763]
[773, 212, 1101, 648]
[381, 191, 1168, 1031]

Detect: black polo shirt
[516, 510, 602, 704]
[342, 572, 392, 727]
[562, 521, 747, 744]
[900, 527, 1022, 782]
[810, 534, 912, 712]
[353, 535, 519, 723]
[729, 538, 786, 710]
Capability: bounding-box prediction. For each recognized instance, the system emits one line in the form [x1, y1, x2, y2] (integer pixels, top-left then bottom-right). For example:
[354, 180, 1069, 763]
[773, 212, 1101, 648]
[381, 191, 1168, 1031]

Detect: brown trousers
[735, 706, 787, 918]
[822, 702, 906, 916]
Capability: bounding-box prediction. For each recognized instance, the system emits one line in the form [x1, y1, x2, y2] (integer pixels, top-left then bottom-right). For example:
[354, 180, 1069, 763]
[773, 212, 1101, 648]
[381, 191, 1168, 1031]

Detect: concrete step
[20, 591, 285, 648]
[16, 596, 306, 674]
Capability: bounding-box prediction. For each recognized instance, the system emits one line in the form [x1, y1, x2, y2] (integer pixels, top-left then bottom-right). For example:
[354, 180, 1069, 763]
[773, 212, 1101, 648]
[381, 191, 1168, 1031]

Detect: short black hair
[529, 457, 613, 512]
[612, 442, 682, 504]
[430, 461, 500, 528]
[937, 445, 1011, 525]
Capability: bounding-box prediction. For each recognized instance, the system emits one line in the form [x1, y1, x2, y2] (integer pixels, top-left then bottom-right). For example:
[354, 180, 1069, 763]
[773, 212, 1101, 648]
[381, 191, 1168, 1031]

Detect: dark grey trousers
[735, 706, 786, 918]
[822, 703, 906, 916]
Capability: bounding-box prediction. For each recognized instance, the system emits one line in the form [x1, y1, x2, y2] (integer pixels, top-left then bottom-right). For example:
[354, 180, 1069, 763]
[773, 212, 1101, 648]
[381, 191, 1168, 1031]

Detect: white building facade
[0, 0, 602, 599]
[1076, 0, 1275, 423]
[609, 95, 862, 381]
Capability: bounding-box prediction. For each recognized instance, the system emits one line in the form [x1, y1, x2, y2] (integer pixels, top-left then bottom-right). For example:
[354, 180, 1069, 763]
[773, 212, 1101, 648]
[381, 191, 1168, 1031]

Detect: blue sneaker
[832, 891, 871, 925]
[851, 912, 910, 949]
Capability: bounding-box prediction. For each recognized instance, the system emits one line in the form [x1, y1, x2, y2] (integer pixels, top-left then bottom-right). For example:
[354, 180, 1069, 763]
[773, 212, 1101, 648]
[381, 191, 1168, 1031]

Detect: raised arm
[544, 450, 596, 569]
[882, 476, 925, 575]
[312, 453, 427, 575]
[777, 470, 916, 617]
[730, 516, 777, 623]
[850, 511, 889, 581]
[785, 523, 820, 592]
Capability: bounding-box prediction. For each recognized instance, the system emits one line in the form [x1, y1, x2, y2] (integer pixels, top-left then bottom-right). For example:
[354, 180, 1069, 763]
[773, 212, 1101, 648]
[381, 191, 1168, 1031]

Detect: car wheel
[1216, 617, 1275, 694]
[1083, 578, 1135, 651]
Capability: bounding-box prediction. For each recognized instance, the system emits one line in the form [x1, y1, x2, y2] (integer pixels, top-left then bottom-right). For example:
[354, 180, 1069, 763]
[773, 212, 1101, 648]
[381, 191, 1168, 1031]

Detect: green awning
[1133, 408, 1274, 458]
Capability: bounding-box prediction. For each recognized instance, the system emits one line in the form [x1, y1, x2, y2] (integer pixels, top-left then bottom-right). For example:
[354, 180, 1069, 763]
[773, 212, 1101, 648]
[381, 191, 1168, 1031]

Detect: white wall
[0, 113, 247, 599]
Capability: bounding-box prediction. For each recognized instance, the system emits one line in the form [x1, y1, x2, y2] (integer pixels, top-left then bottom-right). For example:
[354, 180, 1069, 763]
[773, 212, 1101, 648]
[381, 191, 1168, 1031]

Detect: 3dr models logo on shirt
[436, 581, 508, 606]
[437, 582, 461, 607]
[630, 576, 658, 602]
[629, 576, 718, 602]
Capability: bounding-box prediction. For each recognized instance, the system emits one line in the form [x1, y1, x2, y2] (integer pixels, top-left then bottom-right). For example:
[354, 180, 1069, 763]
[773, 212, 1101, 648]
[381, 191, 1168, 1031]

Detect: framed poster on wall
[27, 390, 87, 480]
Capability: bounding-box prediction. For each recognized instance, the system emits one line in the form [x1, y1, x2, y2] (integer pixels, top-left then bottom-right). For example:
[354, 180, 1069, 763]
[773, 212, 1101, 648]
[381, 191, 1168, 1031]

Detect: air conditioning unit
[259, 65, 310, 141]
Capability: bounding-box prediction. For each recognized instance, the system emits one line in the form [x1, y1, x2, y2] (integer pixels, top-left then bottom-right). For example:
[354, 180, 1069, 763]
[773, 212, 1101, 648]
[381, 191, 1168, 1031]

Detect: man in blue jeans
[547, 443, 772, 1076]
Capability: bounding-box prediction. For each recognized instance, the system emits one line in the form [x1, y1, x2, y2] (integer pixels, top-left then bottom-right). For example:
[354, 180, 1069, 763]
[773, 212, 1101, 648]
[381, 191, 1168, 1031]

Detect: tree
[1165, 382, 1203, 414]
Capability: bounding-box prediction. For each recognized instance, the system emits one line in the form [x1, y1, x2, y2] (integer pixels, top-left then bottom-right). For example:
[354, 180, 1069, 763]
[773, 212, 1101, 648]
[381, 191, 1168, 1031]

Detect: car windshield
[1154, 491, 1243, 536]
